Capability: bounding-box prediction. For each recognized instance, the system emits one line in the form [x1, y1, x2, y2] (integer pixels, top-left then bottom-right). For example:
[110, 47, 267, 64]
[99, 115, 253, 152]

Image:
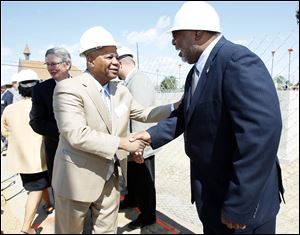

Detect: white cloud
[127, 29, 157, 44]
[156, 16, 171, 29]
[126, 16, 172, 49]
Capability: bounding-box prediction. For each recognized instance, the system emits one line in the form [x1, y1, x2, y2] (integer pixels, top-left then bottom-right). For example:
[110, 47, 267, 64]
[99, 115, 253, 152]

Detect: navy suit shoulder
[1, 90, 14, 115]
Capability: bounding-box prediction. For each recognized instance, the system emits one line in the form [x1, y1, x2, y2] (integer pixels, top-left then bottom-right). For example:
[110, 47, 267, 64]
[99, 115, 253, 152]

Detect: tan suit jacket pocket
[63, 149, 88, 167]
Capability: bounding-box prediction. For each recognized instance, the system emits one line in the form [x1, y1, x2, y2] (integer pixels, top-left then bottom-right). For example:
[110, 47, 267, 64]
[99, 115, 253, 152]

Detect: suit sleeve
[148, 101, 185, 149]
[221, 48, 282, 224]
[1, 108, 9, 137]
[29, 86, 59, 138]
[129, 92, 172, 123]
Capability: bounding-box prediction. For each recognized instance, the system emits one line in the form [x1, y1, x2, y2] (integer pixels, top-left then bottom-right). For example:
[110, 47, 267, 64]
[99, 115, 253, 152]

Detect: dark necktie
[191, 67, 200, 95]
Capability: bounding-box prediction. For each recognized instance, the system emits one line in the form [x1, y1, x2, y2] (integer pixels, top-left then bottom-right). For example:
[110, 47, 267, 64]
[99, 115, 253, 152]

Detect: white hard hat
[117, 46, 134, 59]
[169, 1, 221, 33]
[79, 26, 117, 57]
[11, 73, 19, 83]
[18, 69, 39, 83]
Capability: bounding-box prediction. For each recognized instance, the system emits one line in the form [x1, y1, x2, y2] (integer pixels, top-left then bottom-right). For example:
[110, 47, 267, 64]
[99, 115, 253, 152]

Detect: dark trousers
[203, 217, 276, 234]
[44, 138, 59, 183]
[44, 138, 58, 205]
[124, 155, 156, 222]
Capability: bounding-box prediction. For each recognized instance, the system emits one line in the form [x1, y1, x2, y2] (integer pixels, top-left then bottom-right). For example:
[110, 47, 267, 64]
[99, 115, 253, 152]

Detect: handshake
[119, 131, 151, 164]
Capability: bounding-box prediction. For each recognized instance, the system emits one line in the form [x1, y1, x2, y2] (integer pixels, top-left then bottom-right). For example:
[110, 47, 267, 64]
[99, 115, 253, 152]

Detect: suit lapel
[186, 64, 210, 125]
[81, 73, 112, 133]
[185, 36, 226, 126]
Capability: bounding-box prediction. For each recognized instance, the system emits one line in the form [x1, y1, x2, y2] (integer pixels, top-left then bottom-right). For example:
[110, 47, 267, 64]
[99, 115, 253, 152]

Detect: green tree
[160, 76, 177, 91]
[274, 75, 287, 85]
[274, 75, 293, 90]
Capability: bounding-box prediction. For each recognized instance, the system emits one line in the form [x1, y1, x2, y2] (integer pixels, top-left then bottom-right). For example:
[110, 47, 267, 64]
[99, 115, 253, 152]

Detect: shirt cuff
[171, 103, 175, 112]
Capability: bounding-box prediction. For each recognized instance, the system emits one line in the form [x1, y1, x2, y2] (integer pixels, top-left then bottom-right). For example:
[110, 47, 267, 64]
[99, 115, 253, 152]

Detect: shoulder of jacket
[2, 90, 13, 97]
[132, 69, 147, 79]
[34, 78, 53, 89]
[221, 41, 252, 62]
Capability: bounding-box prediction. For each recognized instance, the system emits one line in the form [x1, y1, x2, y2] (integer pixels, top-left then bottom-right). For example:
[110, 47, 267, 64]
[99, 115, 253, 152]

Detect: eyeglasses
[44, 62, 64, 67]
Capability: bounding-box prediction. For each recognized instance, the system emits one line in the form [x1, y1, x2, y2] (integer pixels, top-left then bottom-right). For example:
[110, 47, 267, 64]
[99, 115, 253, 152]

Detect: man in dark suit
[132, 2, 284, 234]
[29, 47, 72, 183]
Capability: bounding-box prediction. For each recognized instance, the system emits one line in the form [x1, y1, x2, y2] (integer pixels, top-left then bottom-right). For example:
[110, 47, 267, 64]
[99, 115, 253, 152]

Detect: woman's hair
[45, 47, 72, 69]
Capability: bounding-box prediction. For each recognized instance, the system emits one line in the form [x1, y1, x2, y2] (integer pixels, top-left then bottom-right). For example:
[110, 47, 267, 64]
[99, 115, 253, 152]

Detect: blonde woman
[1, 69, 52, 234]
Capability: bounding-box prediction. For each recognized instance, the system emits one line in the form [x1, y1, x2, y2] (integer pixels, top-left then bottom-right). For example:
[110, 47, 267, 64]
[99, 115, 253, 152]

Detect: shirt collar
[195, 34, 223, 75]
[90, 74, 110, 95]
[54, 74, 71, 83]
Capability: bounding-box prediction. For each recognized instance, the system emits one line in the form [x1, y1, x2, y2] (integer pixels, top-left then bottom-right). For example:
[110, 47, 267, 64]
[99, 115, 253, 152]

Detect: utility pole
[288, 48, 293, 83]
[271, 50, 275, 78]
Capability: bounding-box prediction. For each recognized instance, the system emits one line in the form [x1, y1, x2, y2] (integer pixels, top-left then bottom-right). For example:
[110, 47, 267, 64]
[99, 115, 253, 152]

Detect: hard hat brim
[79, 45, 119, 57]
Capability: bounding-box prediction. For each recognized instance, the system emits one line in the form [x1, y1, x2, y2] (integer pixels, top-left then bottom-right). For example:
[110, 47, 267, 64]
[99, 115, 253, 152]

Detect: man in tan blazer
[52, 26, 173, 234]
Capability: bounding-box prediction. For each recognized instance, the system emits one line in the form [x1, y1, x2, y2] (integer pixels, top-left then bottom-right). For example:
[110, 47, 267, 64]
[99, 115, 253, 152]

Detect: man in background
[117, 46, 157, 229]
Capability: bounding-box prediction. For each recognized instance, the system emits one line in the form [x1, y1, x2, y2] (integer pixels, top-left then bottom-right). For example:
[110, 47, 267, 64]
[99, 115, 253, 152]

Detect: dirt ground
[1, 195, 21, 234]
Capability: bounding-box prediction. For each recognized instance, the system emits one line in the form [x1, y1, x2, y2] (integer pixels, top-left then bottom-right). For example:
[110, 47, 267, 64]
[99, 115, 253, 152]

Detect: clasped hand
[126, 131, 152, 164]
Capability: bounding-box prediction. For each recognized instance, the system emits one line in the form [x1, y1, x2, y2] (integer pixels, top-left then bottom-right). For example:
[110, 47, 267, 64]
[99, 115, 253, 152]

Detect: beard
[180, 45, 199, 64]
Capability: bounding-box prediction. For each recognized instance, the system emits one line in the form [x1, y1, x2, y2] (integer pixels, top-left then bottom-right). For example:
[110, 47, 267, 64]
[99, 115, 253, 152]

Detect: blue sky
[1, 1, 299, 85]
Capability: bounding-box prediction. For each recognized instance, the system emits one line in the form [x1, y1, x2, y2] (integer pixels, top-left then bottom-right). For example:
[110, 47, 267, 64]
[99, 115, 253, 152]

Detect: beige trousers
[54, 173, 120, 234]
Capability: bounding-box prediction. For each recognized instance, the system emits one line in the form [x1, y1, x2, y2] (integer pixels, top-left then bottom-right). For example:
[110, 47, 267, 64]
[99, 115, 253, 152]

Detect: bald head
[118, 56, 136, 80]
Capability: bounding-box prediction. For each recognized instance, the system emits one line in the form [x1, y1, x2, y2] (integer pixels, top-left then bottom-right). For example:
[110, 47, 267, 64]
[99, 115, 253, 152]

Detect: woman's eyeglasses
[44, 62, 64, 67]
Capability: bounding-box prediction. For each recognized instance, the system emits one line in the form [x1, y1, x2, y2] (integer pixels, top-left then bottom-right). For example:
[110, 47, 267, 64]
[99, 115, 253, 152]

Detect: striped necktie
[191, 67, 200, 95]
[101, 86, 111, 116]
